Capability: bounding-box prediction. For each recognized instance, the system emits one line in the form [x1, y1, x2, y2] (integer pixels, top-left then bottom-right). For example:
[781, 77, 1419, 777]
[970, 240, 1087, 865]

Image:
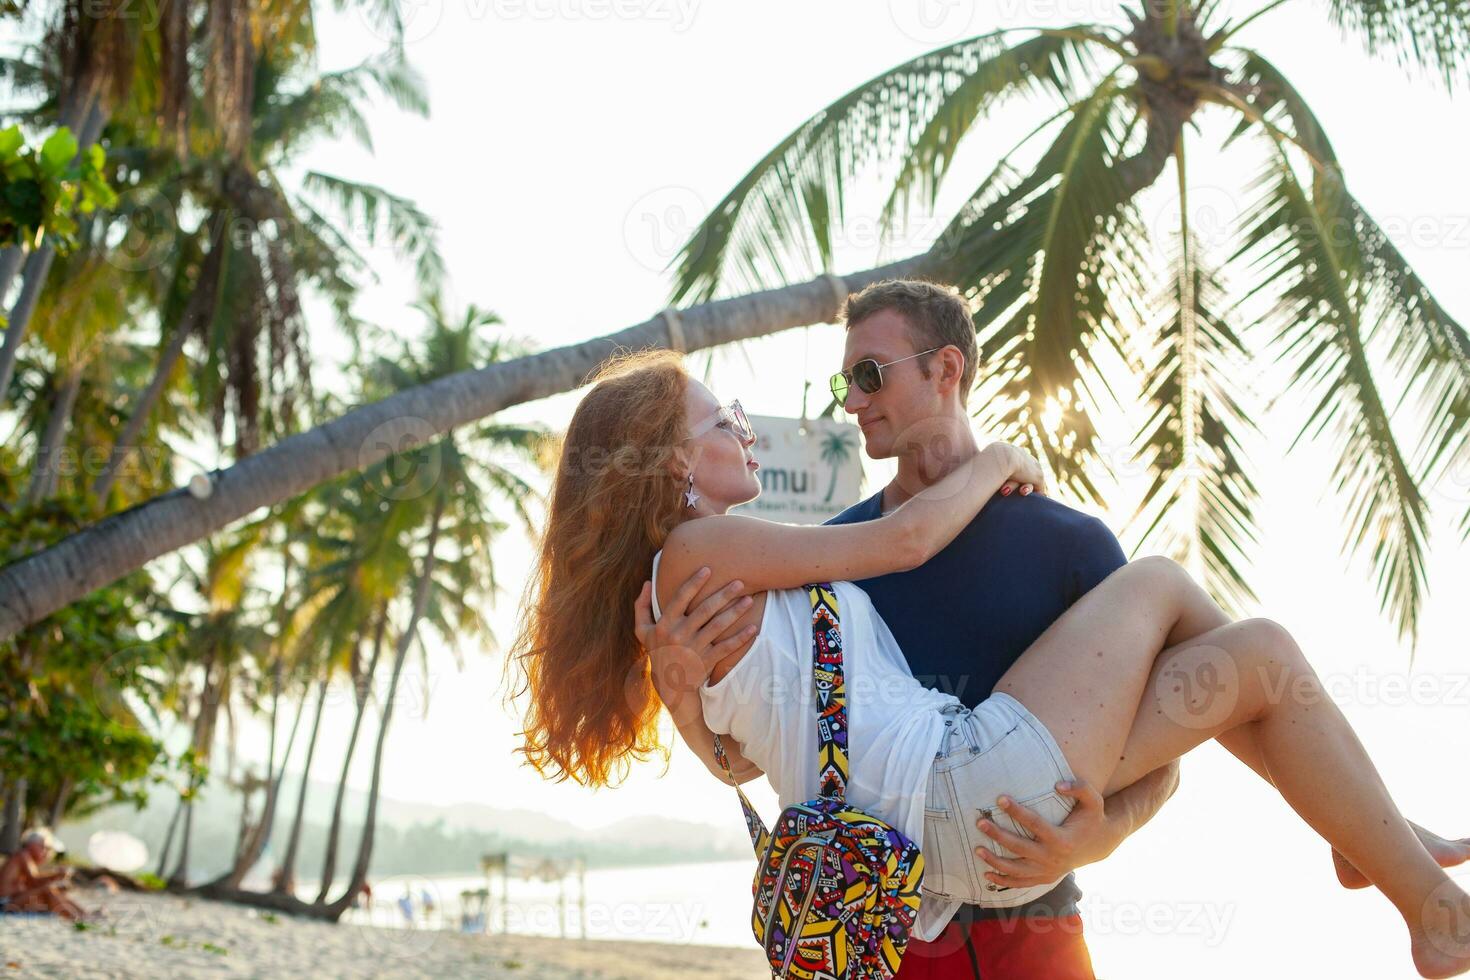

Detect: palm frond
[1321, 0, 1470, 90]
[1232, 148, 1432, 646]
[300, 171, 445, 291]
[879, 29, 1104, 238]
[938, 75, 1150, 504]
[1340, 195, 1470, 506]
[668, 29, 1106, 304]
[1219, 51, 1337, 166]
[1223, 54, 1470, 540]
[1129, 231, 1261, 614]
[255, 51, 429, 157]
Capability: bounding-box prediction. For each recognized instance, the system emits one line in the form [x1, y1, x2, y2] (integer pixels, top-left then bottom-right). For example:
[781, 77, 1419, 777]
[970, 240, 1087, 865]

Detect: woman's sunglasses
[690, 398, 756, 445]
[830, 346, 944, 403]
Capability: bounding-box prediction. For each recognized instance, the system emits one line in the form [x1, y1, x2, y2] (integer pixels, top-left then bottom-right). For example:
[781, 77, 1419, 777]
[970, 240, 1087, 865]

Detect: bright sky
[230, 2, 1470, 974]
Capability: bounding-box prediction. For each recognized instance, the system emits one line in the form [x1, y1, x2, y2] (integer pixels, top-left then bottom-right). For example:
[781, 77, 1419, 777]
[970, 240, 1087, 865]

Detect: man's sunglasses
[690, 398, 755, 445]
[830, 346, 945, 403]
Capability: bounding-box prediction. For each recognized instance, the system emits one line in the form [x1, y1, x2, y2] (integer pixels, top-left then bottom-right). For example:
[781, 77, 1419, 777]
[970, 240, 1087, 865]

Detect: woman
[509, 350, 1470, 977]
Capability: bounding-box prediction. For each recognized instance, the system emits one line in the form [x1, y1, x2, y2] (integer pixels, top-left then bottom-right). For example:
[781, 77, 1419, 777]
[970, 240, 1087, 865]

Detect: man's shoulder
[996, 491, 1111, 536]
[824, 488, 884, 526]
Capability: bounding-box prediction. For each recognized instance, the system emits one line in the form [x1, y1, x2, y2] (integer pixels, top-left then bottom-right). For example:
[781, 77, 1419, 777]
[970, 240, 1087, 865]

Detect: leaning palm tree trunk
[323, 494, 445, 918]
[0, 254, 931, 640]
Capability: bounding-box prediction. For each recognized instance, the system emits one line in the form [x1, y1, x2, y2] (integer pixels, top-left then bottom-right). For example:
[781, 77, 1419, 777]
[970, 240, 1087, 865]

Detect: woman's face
[681, 380, 760, 513]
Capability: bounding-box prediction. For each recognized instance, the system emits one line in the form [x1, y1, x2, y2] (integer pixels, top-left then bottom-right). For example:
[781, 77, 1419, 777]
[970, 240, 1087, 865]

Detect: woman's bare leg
[1217, 722, 1470, 887]
[992, 556, 1470, 977]
[1119, 580, 1470, 888]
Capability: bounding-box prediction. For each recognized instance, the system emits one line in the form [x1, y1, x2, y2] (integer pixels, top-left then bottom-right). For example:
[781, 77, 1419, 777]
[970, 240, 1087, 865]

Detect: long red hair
[506, 349, 691, 787]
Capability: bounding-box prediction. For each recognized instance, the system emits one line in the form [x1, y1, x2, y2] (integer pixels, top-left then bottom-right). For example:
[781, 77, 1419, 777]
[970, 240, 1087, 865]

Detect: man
[0, 827, 85, 921]
[635, 278, 1179, 978]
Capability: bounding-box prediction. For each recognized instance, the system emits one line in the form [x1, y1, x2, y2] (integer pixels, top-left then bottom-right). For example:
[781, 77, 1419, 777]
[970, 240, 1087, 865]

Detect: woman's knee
[1123, 554, 1185, 586]
[1240, 617, 1304, 666]
[1234, 617, 1313, 715]
[1120, 555, 1194, 607]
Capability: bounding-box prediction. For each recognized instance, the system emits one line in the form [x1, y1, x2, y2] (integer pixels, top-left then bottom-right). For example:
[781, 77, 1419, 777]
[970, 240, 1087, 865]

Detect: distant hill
[57, 773, 752, 884]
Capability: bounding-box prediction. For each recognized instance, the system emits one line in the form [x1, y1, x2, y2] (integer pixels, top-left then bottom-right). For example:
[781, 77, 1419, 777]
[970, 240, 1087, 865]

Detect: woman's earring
[683, 472, 700, 509]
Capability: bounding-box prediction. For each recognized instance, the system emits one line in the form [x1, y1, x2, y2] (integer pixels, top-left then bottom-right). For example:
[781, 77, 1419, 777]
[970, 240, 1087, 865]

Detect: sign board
[732, 415, 864, 525]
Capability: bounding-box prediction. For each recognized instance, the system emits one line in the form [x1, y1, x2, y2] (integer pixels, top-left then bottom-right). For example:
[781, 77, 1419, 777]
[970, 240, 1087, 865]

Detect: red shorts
[895, 912, 1096, 979]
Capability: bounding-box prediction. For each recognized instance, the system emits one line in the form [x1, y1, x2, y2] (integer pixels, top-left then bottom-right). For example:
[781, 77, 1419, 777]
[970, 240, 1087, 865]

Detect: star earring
[683, 472, 700, 509]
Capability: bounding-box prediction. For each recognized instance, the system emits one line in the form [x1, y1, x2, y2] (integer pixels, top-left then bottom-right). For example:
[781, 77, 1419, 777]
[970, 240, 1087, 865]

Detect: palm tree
[7, 5, 1468, 652]
[818, 428, 858, 504]
[0, 265, 880, 641]
[312, 296, 542, 911]
[91, 42, 442, 502]
[659, 2, 1470, 644]
[161, 526, 271, 886]
[0, 0, 283, 407]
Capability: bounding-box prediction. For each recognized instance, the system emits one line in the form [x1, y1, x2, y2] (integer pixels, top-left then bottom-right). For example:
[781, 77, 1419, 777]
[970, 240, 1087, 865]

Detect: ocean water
[340, 858, 760, 948]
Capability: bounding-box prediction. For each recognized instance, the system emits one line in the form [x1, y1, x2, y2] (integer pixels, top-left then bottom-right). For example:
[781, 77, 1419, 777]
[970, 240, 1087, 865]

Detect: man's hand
[633, 566, 756, 725]
[971, 779, 1122, 889]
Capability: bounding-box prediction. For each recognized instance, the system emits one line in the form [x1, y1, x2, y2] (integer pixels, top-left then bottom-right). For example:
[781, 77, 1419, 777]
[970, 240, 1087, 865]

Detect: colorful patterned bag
[713, 583, 925, 979]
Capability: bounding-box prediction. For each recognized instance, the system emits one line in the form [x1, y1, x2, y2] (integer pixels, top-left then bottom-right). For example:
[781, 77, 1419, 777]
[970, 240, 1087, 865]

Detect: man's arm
[974, 514, 1180, 887]
[632, 575, 764, 785]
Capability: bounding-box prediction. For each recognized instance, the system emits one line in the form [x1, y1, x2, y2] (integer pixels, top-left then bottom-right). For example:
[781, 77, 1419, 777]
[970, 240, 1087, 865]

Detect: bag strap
[808, 583, 848, 800]
[713, 582, 846, 857]
[714, 734, 769, 857]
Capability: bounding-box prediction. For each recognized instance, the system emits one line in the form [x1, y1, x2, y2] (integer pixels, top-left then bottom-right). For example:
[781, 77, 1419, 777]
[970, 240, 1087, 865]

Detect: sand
[1, 888, 774, 978]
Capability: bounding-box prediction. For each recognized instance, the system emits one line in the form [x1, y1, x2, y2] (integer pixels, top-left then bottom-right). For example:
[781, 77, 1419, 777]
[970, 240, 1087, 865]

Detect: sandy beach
[2, 889, 773, 979]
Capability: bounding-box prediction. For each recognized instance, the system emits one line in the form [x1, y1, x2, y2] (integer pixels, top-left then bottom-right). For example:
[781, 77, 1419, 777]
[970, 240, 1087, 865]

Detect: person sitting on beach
[510, 346, 1470, 979]
[0, 827, 85, 921]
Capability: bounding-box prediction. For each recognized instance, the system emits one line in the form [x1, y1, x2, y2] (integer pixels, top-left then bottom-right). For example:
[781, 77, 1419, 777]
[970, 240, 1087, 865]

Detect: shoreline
[3, 889, 772, 978]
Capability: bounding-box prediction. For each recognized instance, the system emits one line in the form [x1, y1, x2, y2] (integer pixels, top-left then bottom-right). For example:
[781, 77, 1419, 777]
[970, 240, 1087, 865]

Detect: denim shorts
[921, 691, 1079, 908]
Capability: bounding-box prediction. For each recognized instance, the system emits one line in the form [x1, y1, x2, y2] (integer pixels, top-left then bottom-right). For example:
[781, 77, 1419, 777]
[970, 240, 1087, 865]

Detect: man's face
[839, 310, 947, 460]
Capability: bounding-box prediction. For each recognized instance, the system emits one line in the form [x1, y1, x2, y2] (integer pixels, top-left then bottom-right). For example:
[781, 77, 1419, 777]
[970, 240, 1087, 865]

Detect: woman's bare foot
[1337, 824, 1470, 889]
[1410, 881, 1470, 978]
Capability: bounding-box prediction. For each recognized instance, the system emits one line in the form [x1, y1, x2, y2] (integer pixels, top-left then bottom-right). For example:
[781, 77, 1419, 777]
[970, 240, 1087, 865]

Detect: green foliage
[0, 491, 184, 822]
[0, 125, 116, 251]
[667, 1, 1470, 645]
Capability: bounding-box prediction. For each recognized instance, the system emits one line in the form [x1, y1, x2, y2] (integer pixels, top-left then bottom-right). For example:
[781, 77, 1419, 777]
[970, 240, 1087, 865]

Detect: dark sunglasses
[830, 346, 944, 403]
